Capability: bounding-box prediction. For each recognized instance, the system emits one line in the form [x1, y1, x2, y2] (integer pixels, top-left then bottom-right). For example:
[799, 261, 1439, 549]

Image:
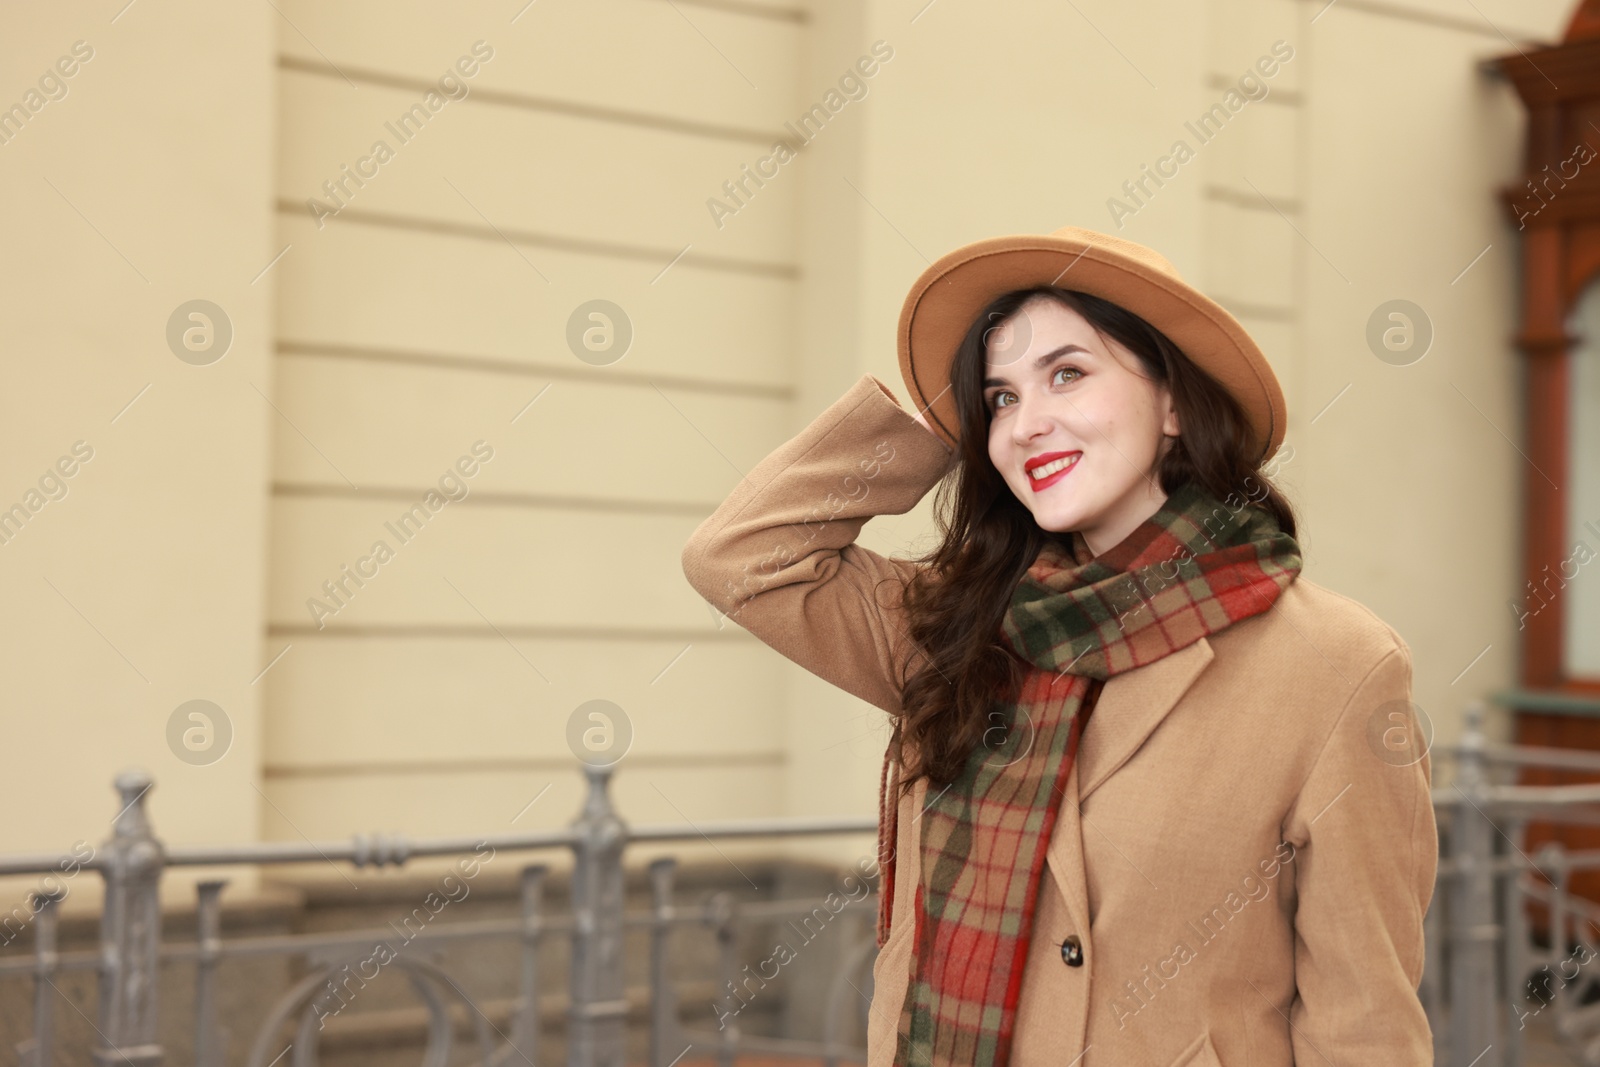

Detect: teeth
[1030, 455, 1079, 479]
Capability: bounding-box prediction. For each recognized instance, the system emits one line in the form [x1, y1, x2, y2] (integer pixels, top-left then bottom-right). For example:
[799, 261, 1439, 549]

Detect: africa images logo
[704, 40, 895, 230]
[1105, 40, 1295, 229]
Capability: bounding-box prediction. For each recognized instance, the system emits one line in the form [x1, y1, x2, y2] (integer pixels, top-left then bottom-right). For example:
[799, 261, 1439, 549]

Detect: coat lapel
[1077, 635, 1215, 801]
[1046, 636, 1216, 935]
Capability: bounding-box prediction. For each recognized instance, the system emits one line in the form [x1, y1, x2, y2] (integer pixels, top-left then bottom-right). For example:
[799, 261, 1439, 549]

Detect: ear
[1160, 387, 1180, 438]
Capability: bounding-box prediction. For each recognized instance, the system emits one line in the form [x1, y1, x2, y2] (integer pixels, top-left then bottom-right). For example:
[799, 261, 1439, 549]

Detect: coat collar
[1045, 635, 1215, 937]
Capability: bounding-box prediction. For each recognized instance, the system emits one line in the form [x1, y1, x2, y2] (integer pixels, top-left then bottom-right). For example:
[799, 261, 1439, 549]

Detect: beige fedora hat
[897, 224, 1287, 466]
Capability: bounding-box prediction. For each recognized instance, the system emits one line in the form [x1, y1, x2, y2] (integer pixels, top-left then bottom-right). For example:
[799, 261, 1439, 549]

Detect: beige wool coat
[681, 374, 1438, 1067]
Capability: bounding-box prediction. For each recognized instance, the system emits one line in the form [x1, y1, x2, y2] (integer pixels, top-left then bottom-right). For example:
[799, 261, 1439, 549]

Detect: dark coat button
[1061, 935, 1084, 967]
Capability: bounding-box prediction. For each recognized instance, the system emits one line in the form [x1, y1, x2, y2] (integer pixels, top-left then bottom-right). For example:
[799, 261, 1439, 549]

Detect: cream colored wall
[1292, 0, 1563, 750]
[260, 0, 809, 874]
[0, 0, 1580, 886]
[0, 2, 275, 905]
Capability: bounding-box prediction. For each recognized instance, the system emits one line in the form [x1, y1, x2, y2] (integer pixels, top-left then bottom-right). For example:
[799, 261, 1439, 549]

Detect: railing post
[1449, 701, 1502, 1067]
[568, 764, 627, 1067]
[93, 769, 165, 1066]
[1502, 817, 1529, 1066]
[1545, 845, 1572, 1042]
[516, 863, 548, 1064]
[17, 887, 66, 1067]
[194, 880, 227, 1067]
[708, 891, 739, 1067]
[648, 857, 680, 1067]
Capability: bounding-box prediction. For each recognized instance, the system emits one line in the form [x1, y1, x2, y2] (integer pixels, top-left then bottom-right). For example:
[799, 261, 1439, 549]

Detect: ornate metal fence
[1428, 701, 1600, 1067]
[0, 764, 881, 1067]
[19, 699, 1600, 1066]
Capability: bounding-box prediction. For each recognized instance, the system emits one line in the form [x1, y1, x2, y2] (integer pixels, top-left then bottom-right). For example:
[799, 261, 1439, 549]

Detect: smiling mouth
[1025, 451, 1081, 492]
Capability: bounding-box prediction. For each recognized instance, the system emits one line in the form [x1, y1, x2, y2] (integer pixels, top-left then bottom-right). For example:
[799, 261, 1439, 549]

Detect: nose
[1010, 390, 1053, 445]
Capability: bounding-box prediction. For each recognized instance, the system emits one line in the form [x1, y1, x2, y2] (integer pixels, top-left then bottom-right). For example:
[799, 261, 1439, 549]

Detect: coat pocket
[1166, 1030, 1226, 1067]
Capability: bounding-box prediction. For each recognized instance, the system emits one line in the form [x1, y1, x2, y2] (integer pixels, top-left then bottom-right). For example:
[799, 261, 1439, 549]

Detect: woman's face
[982, 295, 1179, 557]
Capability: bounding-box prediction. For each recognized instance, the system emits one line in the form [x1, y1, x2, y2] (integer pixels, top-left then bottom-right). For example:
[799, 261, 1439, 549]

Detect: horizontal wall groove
[1213, 296, 1297, 323]
[1293, 0, 1554, 43]
[277, 54, 790, 147]
[273, 482, 717, 518]
[1204, 184, 1303, 214]
[1202, 73, 1303, 107]
[264, 623, 754, 642]
[275, 339, 795, 400]
[263, 750, 786, 780]
[657, 0, 808, 23]
[273, 200, 800, 280]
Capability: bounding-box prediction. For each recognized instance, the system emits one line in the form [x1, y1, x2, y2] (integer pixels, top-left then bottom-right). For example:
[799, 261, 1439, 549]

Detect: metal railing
[16, 697, 1600, 1066]
[1428, 700, 1600, 1067]
[0, 764, 881, 1067]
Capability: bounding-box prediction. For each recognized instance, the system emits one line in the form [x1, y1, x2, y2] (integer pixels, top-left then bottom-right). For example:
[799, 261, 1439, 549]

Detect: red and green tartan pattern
[884, 480, 1303, 1067]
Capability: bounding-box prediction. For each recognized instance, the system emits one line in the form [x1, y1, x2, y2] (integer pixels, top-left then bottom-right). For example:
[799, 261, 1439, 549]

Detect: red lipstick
[1025, 451, 1081, 492]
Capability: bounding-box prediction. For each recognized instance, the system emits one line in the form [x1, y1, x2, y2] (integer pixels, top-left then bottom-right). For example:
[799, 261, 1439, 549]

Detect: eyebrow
[983, 343, 1092, 388]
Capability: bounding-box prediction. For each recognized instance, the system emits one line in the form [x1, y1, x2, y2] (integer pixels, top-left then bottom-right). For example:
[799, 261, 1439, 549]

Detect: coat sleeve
[1281, 642, 1438, 1063]
[680, 373, 954, 713]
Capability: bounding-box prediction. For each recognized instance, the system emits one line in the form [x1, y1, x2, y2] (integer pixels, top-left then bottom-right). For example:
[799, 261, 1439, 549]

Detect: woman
[681, 225, 1436, 1067]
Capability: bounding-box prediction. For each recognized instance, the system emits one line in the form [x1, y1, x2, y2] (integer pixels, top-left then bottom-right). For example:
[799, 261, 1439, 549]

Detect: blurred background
[2, 0, 1597, 1063]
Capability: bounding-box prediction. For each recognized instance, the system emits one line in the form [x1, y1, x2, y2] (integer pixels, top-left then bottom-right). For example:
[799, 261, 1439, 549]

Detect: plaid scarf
[878, 479, 1303, 1067]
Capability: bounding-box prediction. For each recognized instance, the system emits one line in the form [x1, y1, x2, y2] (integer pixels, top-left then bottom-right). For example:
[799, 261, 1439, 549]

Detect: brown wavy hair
[890, 286, 1297, 793]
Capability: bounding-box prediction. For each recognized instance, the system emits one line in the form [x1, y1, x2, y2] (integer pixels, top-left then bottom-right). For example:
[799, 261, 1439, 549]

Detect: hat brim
[896, 233, 1286, 466]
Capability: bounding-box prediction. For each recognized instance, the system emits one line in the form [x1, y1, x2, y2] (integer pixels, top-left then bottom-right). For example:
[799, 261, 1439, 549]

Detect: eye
[988, 390, 1017, 411]
[1053, 365, 1083, 386]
